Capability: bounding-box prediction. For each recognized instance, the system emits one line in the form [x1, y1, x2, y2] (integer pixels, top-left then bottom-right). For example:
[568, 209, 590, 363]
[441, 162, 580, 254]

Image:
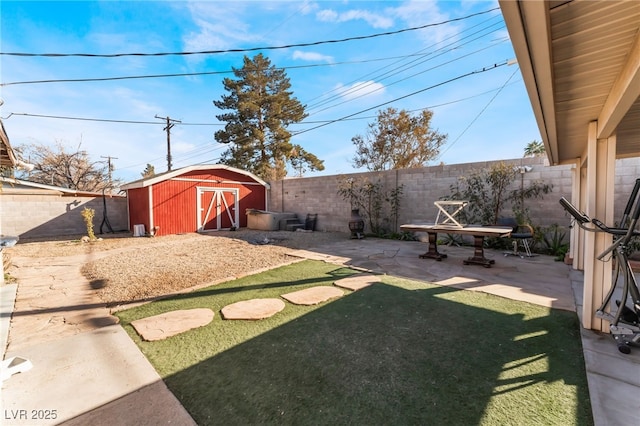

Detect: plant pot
[348, 209, 365, 239]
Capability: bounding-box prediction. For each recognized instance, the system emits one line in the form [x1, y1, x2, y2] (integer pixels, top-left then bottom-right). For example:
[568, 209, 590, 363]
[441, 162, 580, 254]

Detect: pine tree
[214, 54, 324, 180]
[141, 164, 155, 178]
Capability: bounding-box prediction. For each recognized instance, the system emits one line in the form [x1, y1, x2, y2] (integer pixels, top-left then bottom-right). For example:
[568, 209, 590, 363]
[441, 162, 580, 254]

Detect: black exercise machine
[559, 179, 640, 354]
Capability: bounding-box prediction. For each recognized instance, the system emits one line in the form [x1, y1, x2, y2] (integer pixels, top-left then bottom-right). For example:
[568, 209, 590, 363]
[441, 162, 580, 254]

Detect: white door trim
[196, 187, 239, 231]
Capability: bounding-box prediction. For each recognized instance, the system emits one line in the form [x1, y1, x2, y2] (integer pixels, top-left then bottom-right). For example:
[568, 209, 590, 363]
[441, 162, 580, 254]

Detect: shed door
[197, 188, 239, 231]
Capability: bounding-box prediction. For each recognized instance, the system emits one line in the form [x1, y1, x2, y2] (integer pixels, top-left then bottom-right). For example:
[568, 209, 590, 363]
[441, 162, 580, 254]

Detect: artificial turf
[117, 260, 592, 426]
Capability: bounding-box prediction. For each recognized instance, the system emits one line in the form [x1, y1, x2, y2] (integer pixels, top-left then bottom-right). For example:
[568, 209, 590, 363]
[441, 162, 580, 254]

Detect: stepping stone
[221, 298, 285, 320]
[131, 308, 214, 341]
[281, 286, 344, 305]
[334, 274, 381, 291]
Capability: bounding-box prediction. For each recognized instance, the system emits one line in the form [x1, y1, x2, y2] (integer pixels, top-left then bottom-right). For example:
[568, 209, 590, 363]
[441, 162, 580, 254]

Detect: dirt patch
[6, 230, 349, 305]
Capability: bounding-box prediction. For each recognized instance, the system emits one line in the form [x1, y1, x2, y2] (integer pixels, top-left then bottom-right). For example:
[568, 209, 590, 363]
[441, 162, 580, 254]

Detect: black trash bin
[305, 214, 318, 231]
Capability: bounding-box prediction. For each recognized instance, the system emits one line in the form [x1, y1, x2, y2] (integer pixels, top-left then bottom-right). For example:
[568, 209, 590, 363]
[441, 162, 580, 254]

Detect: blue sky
[0, 0, 541, 183]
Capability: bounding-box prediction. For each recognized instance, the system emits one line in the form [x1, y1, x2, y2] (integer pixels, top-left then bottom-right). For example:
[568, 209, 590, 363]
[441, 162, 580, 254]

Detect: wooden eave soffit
[597, 28, 640, 140]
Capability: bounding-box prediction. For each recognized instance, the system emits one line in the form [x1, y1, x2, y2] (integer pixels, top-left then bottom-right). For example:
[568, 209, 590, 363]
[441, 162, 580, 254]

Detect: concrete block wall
[614, 158, 640, 221]
[0, 193, 129, 240]
[268, 157, 639, 234]
[4, 157, 639, 240]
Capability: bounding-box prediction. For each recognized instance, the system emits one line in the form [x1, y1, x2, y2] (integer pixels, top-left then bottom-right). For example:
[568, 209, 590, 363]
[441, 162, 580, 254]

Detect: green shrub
[337, 176, 404, 235]
[540, 224, 569, 259]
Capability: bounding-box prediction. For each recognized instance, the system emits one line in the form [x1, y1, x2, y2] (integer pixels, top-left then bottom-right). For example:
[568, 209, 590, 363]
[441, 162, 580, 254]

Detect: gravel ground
[6, 229, 350, 305]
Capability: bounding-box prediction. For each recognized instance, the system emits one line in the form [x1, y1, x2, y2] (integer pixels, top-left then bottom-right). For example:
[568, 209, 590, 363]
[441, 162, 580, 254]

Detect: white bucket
[133, 224, 145, 237]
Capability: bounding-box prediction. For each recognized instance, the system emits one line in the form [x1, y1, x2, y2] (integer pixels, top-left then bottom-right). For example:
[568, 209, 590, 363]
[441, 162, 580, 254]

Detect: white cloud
[109, 88, 160, 118]
[182, 2, 255, 54]
[391, 1, 461, 45]
[316, 8, 394, 29]
[335, 81, 386, 101]
[292, 50, 333, 63]
[299, 1, 320, 15]
[342, 10, 394, 29]
[316, 9, 338, 22]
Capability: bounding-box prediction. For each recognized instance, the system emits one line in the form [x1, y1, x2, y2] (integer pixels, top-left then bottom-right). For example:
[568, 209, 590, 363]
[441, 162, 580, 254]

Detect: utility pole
[99, 155, 117, 235]
[101, 155, 118, 189]
[155, 115, 181, 171]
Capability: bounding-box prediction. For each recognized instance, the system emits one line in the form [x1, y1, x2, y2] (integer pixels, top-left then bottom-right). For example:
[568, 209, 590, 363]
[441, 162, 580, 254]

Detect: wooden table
[400, 223, 512, 268]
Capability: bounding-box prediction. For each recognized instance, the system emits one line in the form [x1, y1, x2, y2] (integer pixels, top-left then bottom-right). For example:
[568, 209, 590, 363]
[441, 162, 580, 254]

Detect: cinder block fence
[3, 156, 640, 240]
[0, 191, 128, 240]
[268, 157, 640, 234]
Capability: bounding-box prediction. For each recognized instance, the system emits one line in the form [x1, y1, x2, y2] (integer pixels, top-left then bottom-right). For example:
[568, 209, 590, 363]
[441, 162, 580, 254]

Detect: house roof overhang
[0, 176, 124, 197]
[0, 120, 18, 169]
[499, 0, 640, 166]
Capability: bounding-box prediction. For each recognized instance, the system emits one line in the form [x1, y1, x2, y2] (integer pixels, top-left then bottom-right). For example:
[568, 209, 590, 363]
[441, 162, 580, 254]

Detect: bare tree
[15, 141, 118, 191]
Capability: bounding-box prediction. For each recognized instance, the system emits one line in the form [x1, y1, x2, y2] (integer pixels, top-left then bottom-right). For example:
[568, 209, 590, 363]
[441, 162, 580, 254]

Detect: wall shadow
[10, 196, 128, 240]
[159, 283, 592, 425]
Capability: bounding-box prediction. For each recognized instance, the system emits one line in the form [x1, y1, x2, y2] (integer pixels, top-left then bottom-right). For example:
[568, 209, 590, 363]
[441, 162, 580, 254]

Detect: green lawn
[117, 260, 592, 426]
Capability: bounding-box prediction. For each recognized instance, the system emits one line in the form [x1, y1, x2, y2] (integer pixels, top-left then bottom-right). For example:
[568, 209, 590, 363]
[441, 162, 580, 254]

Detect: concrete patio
[1, 235, 639, 425]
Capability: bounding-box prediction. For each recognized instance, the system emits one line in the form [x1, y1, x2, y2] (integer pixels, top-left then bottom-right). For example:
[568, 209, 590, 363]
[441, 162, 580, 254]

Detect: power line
[184, 62, 510, 168]
[0, 56, 421, 87]
[3, 79, 522, 129]
[307, 35, 507, 117]
[0, 69, 234, 87]
[118, 143, 226, 171]
[2, 112, 224, 126]
[4, 61, 513, 174]
[0, 10, 508, 140]
[1, 8, 499, 58]
[83, 61, 511, 175]
[2, 112, 163, 124]
[304, 15, 505, 112]
[117, 67, 514, 173]
[0, 45, 499, 88]
[437, 66, 520, 160]
[0, 7, 511, 178]
[292, 61, 510, 136]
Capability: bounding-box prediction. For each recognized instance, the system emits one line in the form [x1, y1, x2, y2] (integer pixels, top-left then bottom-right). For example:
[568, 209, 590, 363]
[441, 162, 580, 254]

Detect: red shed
[121, 164, 269, 236]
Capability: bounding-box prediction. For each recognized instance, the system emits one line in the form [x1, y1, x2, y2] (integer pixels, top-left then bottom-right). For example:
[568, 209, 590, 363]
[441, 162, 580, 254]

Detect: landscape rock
[131, 308, 214, 341]
[221, 298, 285, 320]
[281, 286, 344, 305]
[334, 274, 381, 291]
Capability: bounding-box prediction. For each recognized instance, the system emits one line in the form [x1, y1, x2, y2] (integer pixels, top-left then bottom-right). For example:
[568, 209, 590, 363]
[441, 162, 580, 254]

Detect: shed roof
[120, 164, 270, 190]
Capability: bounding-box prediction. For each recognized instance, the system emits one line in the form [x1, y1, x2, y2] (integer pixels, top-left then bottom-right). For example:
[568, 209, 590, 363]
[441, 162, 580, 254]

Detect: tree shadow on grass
[161, 282, 593, 426]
